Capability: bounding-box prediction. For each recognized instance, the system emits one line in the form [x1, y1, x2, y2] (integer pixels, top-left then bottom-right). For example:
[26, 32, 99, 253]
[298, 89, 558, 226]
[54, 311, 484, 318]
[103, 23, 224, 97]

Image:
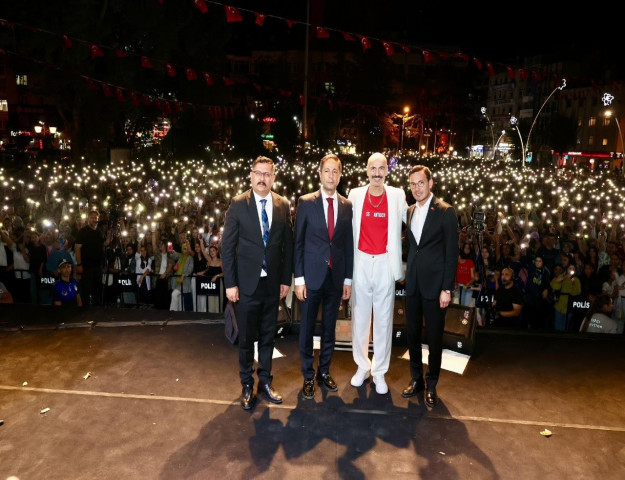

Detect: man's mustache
[256, 181, 266, 187]
[372, 176, 383, 179]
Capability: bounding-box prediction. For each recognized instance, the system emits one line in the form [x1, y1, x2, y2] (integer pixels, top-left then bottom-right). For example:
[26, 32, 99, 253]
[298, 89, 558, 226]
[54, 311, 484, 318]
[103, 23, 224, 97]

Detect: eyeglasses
[410, 181, 427, 188]
[252, 171, 273, 179]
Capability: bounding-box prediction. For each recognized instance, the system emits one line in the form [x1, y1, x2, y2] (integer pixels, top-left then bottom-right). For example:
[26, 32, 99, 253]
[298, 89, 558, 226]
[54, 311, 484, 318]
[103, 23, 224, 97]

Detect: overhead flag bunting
[254, 13, 266, 26]
[193, 0, 208, 14]
[140, 56, 154, 69]
[224, 5, 243, 22]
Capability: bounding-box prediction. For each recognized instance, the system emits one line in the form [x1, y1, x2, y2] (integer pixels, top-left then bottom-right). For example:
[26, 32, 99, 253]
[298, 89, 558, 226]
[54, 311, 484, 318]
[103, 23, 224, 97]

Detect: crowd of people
[2, 150, 625, 410]
[1, 151, 624, 335]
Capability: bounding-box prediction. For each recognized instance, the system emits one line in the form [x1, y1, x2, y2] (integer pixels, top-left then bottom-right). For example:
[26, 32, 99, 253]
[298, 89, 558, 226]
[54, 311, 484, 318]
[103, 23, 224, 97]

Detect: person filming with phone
[550, 264, 581, 331]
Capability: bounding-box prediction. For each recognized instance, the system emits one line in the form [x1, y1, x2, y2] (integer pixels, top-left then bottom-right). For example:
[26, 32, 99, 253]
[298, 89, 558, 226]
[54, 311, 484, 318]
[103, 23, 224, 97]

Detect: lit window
[602, 138, 608, 146]
[16, 75, 28, 86]
[589, 136, 594, 146]
[588, 117, 596, 127]
[0, 100, 7, 112]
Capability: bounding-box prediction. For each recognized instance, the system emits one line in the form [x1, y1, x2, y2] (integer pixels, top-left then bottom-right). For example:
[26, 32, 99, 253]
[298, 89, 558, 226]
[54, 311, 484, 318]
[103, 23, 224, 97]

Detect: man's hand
[279, 284, 290, 300]
[342, 284, 352, 301]
[294, 284, 306, 302]
[226, 286, 239, 303]
[439, 290, 451, 309]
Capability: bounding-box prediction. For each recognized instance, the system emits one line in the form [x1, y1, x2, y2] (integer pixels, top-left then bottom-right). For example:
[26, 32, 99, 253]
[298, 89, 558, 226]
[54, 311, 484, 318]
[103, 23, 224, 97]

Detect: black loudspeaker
[422, 303, 477, 355]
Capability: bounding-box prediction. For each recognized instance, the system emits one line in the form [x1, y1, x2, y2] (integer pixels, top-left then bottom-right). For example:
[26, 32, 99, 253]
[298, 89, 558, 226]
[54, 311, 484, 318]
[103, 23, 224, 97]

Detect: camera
[472, 207, 486, 232]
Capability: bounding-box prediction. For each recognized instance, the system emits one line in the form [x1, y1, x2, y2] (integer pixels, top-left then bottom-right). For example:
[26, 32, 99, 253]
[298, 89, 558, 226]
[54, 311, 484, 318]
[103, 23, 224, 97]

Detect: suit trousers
[405, 293, 446, 386]
[298, 267, 343, 379]
[237, 277, 279, 386]
[351, 251, 395, 377]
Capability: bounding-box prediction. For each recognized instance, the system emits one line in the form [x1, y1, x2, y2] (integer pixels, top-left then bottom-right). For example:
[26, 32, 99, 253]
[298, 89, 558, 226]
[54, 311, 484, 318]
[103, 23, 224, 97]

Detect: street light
[602, 92, 624, 175]
[481, 106, 495, 160]
[400, 106, 410, 152]
[510, 116, 526, 168]
[525, 78, 566, 169]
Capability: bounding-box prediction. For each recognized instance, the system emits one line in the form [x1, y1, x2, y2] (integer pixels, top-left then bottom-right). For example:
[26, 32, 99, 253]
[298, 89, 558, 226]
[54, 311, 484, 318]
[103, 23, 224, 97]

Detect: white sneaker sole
[350, 371, 370, 387]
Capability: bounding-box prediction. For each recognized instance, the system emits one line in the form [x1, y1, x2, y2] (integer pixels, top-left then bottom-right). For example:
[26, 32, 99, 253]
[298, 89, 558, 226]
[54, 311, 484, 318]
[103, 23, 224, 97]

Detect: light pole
[400, 106, 410, 152]
[602, 92, 624, 176]
[510, 116, 526, 169]
[481, 106, 495, 160]
[525, 78, 567, 168]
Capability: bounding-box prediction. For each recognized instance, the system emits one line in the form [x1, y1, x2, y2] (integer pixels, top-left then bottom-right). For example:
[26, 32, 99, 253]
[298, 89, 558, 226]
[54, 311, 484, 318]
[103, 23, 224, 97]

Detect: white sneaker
[350, 368, 370, 387]
[374, 375, 388, 394]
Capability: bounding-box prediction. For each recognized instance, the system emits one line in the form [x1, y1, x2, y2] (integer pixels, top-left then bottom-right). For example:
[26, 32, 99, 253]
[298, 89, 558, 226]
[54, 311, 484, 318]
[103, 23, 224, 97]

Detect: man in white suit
[347, 152, 408, 394]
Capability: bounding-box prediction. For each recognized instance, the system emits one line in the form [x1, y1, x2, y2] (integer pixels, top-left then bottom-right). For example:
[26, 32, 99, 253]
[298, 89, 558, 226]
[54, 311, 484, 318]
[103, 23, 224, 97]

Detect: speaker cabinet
[422, 303, 477, 355]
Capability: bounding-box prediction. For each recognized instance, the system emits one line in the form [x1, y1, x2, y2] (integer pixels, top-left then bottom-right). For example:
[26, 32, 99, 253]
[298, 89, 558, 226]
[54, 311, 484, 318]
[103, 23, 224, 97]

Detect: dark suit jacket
[405, 196, 459, 299]
[221, 189, 293, 297]
[294, 190, 353, 290]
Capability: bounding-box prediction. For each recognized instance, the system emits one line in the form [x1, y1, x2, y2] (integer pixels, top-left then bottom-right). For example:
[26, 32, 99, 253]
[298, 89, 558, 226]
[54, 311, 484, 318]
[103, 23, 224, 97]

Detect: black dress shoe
[316, 371, 338, 392]
[401, 379, 425, 398]
[425, 387, 438, 407]
[258, 383, 283, 404]
[240, 384, 256, 411]
[302, 379, 315, 400]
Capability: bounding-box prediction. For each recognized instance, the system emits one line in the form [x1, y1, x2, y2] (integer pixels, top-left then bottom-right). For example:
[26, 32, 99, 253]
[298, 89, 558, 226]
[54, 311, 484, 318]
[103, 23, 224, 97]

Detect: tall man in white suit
[347, 152, 408, 394]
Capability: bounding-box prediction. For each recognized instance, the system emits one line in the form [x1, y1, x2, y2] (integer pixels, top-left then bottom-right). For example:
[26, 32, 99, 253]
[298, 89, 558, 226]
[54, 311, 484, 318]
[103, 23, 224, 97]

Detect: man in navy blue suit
[402, 165, 458, 407]
[294, 154, 354, 400]
[222, 156, 293, 411]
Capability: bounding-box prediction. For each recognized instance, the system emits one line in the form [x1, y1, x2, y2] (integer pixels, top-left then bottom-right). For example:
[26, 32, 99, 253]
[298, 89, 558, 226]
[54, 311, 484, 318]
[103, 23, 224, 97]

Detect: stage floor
[1, 305, 625, 479]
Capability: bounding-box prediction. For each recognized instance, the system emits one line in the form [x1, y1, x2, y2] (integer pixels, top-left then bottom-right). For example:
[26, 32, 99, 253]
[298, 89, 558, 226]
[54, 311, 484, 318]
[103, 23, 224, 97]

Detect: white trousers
[351, 251, 395, 377]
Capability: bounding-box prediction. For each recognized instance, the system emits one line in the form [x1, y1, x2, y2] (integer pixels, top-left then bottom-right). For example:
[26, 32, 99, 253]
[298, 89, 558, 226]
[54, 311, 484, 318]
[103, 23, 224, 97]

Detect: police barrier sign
[196, 276, 219, 296]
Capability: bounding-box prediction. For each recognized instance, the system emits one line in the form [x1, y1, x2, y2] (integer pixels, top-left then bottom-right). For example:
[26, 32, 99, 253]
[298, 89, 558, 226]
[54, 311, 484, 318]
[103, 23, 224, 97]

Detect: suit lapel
[419, 197, 439, 244]
[247, 190, 264, 245]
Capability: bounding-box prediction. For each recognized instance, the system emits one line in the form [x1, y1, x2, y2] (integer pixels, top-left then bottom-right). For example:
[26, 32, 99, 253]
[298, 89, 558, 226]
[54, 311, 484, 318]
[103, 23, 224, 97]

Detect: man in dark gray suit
[293, 154, 353, 400]
[402, 165, 458, 407]
[222, 156, 293, 411]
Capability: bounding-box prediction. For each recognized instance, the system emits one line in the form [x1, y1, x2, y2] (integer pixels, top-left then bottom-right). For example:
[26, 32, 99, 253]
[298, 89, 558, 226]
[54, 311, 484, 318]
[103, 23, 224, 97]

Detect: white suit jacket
[348, 184, 408, 282]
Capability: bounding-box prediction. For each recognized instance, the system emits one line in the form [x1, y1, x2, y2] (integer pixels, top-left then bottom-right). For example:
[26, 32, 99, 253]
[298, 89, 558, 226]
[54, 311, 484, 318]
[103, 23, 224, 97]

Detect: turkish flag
[473, 58, 483, 70]
[255, 13, 266, 26]
[506, 66, 515, 80]
[359, 36, 371, 52]
[422, 50, 433, 63]
[102, 84, 113, 97]
[342, 32, 355, 41]
[194, 0, 208, 14]
[165, 63, 177, 77]
[224, 5, 243, 22]
[382, 42, 395, 56]
[532, 71, 541, 82]
[62, 35, 73, 49]
[185, 67, 198, 81]
[486, 62, 495, 76]
[85, 78, 99, 91]
[130, 92, 140, 106]
[115, 87, 125, 102]
[203, 72, 214, 85]
[222, 76, 235, 86]
[285, 19, 297, 28]
[141, 56, 153, 69]
[519, 68, 530, 80]
[400, 44, 410, 53]
[89, 44, 104, 59]
[142, 94, 152, 106]
[316, 27, 330, 39]
[115, 48, 128, 58]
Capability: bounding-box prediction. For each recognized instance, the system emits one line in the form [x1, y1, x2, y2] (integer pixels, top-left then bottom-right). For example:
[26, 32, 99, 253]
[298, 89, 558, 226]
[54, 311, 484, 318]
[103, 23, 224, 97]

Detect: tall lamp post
[481, 106, 495, 160]
[510, 116, 526, 169]
[602, 92, 624, 176]
[525, 78, 567, 169]
[400, 106, 410, 152]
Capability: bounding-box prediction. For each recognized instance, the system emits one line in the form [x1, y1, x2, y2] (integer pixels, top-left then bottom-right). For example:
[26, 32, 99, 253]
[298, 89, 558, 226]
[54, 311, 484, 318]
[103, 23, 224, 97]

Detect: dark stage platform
[1, 305, 625, 479]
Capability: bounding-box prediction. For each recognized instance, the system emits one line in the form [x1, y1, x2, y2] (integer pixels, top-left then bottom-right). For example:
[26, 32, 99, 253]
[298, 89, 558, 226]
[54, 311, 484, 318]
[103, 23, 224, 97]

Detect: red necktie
[327, 198, 334, 268]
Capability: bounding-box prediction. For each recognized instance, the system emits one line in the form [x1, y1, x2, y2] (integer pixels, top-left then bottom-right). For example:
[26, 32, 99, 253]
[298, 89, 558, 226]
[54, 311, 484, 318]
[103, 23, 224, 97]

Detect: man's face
[87, 211, 99, 229]
[409, 170, 433, 205]
[250, 163, 275, 197]
[319, 158, 341, 196]
[366, 155, 387, 187]
[501, 269, 513, 286]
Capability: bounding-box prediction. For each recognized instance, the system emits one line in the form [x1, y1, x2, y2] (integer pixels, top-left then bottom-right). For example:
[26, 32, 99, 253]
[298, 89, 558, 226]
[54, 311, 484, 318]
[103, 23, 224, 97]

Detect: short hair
[252, 156, 275, 173]
[318, 153, 341, 173]
[409, 165, 432, 181]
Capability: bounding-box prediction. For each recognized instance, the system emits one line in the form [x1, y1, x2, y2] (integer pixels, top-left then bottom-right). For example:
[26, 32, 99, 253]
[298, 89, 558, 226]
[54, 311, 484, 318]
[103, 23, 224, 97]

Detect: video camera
[472, 206, 486, 233]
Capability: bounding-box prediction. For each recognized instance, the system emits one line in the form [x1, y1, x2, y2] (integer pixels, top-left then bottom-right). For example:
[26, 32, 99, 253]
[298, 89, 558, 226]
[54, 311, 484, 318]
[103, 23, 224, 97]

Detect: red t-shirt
[456, 258, 475, 285]
[358, 192, 388, 255]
